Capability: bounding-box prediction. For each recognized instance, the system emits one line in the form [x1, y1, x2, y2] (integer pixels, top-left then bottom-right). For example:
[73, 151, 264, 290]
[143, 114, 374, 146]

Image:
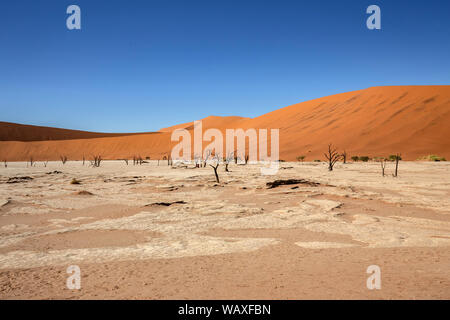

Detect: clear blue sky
[1, 0, 449, 132]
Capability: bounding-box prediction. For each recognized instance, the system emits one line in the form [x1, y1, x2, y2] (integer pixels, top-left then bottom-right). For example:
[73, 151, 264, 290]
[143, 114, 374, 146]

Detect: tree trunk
[213, 167, 219, 183]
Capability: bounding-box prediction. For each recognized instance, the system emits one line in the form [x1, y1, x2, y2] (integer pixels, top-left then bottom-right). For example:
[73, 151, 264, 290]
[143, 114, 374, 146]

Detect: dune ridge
[1, 85, 449, 161]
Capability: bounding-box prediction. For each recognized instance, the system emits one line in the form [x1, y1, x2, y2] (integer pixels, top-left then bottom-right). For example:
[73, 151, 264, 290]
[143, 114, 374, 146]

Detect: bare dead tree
[393, 153, 401, 177]
[90, 155, 102, 167]
[123, 159, 129, 165]
[60, 155, 68, 165]
[244, 154, 249, 165]
[379, 158, 387, 177]
[44, 161, 48, 167]
[167, 154, 172, 166]
[29, 157, 34, 167]
[82, 155, 85, 166]
[341, 150, 347, 164]
[209, 156, 220, 183]
[191, 154, 201, 168]
[324, 144, 341, 171]
[203, 150, 212, 168]
[3, 160, 7, 168]
[224, 152, 234, 172]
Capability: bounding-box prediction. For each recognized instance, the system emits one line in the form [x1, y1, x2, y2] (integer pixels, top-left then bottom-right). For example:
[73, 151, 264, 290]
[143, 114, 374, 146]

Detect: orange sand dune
[0, 85, 449, 161]
[0, 121, 151, 142]
[158, 115, 249, 133]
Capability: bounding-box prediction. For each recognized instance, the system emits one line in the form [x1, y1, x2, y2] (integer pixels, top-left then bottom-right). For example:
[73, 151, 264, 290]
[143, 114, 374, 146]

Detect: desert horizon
[1, 85, 450, 163]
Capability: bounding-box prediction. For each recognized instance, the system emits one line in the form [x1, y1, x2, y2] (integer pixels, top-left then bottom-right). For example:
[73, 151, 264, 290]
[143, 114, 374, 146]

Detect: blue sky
[0, 0, 449, 132]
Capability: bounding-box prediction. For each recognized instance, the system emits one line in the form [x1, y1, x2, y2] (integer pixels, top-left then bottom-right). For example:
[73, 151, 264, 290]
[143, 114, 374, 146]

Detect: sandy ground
[0, 160, 449, 299]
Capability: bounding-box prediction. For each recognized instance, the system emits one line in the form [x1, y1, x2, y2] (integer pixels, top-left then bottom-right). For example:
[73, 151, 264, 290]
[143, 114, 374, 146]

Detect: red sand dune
[0, 85, 449, 161]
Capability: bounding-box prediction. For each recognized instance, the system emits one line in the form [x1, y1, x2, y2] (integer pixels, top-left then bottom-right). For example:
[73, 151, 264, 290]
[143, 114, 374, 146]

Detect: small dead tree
[90, 155, 102, 167]
[3, 160, 7, 168]
[29, 157, 34, 167]
[224, 152, 234, 172]
[393, 153, 401, 177]
[244, 154, 249, 165]
[209, 157, 220, 183]
[203, 150, 212, 168]
[192, 154, 201, 168]
[82, 155, 85, 166]
[324, 144, 341, 171]
[123, 159, 129, 165]
[341, 150, 347, 164]
[44, 161, 48, 167]
[379, 158, 387, 177]
[60, 155, 68, 165]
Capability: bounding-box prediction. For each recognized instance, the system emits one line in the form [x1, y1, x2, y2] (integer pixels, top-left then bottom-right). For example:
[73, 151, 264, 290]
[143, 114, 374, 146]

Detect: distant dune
[0, 121, 151, 142]
[1, 86, 449, 161]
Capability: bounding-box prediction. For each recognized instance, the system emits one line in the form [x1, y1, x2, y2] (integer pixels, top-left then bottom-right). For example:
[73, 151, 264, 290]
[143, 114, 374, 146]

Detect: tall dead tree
[380, 158, 386, 177]
[393, 153, 401, 177]
[82, 155, 85, 166]
[341, 150, 347, 164]
[29, 157, 34, 167]
[324, 144, 341, 171]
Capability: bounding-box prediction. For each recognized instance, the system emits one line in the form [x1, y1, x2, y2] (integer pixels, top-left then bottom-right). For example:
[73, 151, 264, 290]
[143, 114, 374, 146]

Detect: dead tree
[3, 160, 7, 168]
[192, 154, 201, 168]
[393, 153, 401, 177]
[324, 144, 341, 171]
[60, 155, 68, 165]
[29, 157, 34, 167]
[123, 159, 129, 165]
[224, 152, 234, 172]
[341, 150, 347, 164]
[82, 155, 85, 166]
[203, 150, 212, 168]
[44, 161, 48, 167]
[91, 155, 102, 167]
[380, 158, 386, 177]
[244, 154, 249, 165]
[209, 160, 220, 183]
